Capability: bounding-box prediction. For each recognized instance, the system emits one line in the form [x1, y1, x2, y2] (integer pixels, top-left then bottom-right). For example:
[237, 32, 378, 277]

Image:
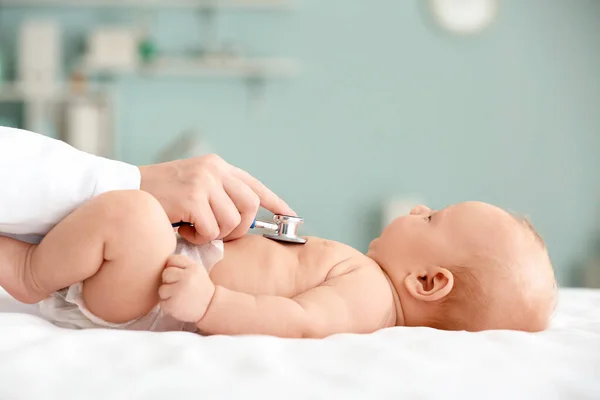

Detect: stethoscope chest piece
[173, 213, 308, 245]
[252, 214, 307, 244]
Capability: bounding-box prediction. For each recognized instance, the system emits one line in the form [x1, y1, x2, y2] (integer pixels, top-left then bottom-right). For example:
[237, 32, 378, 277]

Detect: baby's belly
[209, 235, 358, 298]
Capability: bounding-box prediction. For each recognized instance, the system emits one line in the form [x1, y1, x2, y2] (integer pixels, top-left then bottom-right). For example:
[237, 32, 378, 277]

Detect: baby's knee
[92, 190, 159, 220]
[91, 190, 175, 249]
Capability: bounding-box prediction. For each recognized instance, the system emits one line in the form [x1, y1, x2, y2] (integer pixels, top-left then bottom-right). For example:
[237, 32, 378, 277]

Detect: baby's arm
[161, 257, 395, 338]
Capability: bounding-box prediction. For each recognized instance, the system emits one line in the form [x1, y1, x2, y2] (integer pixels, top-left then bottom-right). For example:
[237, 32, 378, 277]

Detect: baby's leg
[25, 190, 175, 323]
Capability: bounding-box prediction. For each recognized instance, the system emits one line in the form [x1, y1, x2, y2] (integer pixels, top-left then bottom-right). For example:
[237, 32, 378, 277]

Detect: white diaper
[38, 236, 224, 332]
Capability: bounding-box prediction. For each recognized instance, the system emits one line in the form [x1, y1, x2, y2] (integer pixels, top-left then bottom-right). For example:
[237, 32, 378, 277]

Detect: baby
[0, 190, 557, 337]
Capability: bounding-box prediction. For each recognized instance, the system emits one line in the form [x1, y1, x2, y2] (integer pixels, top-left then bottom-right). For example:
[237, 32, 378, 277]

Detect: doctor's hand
[138, 154, 295, 245]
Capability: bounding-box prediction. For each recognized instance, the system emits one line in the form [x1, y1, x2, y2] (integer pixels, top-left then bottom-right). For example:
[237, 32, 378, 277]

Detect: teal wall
[1, 1, 599, 285]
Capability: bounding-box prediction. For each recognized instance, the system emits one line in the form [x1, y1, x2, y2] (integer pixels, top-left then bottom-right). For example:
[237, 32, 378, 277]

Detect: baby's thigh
[81, 258, 164, 324]
[80, 192, 176, 324]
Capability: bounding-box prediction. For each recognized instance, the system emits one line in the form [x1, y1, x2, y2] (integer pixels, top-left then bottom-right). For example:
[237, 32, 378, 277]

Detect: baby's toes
[162, 267, 182, 284]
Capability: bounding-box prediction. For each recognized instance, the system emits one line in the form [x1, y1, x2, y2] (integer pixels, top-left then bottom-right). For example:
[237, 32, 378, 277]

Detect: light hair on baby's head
[428, 214, 557, 332]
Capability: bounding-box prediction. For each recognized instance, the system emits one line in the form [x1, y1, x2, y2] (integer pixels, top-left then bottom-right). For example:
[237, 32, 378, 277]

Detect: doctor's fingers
[178, 199, 220, 244]
[232, 166, 296, 217]
[209, 186, 241, 240]
[222, 177, 260, 241]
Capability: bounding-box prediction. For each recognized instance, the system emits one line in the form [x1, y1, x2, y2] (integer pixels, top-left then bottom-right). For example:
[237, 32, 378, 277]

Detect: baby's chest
[210, 236, 355, 297]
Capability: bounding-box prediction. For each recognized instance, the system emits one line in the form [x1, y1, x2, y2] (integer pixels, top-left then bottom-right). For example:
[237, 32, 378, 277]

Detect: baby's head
[367, 201, 557, 332]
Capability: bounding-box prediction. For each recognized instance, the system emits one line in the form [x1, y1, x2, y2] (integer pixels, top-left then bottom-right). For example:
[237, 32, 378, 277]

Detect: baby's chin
[365, 236, 382, 257]
[364, 248, 380, 267]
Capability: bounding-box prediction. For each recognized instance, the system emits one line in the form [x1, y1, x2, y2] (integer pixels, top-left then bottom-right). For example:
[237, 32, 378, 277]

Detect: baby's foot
[0, 244, 48, 304]
[159, 254, 215, 323]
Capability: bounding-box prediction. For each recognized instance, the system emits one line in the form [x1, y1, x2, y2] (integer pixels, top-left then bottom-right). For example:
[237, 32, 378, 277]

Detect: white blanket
[1, 288, 599, 400]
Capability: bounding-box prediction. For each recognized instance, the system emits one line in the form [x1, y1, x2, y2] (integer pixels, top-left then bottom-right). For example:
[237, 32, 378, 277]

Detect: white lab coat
[0, 127, 140, 243]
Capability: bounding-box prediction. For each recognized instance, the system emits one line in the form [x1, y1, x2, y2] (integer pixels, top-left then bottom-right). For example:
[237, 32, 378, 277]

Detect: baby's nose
[410, 205, 431, 215]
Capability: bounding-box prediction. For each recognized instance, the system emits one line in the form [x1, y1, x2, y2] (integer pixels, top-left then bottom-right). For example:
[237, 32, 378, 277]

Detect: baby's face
[368, 201, 514, 278]
[367, 201, 555, 331]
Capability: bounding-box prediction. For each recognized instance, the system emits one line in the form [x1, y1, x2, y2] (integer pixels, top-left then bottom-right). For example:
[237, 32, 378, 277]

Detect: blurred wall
[0, 0, 598, 285]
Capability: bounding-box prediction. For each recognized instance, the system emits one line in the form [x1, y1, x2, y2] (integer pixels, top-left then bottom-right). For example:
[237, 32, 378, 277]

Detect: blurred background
[0, 0, 598, 287]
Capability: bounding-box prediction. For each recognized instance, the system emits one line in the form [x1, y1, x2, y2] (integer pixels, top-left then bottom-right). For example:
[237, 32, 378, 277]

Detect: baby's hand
[159, 254, 215, 323]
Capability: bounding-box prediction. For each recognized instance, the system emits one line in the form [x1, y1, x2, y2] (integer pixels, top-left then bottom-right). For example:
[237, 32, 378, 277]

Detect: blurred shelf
[0, 57, 298, 104]
[0, 82, 108, 103]
[0, 84, 28, 102]
[0, 0, 293, 10]
[0, 83, 62, 102]
[80, 56, 300, 79]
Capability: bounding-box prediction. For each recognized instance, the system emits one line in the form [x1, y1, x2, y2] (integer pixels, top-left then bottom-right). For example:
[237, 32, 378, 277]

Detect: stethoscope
[172, 214, 307, 244]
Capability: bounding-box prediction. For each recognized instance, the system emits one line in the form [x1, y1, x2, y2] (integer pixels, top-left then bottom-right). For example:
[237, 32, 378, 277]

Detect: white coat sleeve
[0, 126, 141, 237]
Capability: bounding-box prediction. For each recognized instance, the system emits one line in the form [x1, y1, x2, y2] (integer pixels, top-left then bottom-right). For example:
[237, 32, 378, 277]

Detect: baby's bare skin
[191, 235, 397, 337]
[214, 235, 360, 297]
[0, 190, 396, 338]
[0, 189, 556, 337]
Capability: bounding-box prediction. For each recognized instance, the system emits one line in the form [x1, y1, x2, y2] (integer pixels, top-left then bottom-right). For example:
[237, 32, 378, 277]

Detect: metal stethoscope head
[172, 214, 307, 245]
[250, 214, 307, 244]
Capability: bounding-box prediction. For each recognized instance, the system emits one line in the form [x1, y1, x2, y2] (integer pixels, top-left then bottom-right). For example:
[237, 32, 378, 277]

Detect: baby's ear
[404, 266, 454, 302]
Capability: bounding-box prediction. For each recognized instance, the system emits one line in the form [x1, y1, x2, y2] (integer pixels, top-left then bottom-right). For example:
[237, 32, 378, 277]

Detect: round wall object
[429, 0, 498, 34]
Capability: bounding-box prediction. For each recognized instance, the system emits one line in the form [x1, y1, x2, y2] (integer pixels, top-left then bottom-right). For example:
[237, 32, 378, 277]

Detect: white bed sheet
[0, 288, 599, 400]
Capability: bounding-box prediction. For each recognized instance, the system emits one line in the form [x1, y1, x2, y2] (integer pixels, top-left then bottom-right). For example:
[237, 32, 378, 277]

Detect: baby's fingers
[159, 283, 176, 300]
[162, 267, 183, 284]
[166, 254, 197, 269]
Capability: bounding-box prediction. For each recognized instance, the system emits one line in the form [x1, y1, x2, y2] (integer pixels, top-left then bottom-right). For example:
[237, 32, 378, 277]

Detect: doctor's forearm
[0, 127, 140, 235]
